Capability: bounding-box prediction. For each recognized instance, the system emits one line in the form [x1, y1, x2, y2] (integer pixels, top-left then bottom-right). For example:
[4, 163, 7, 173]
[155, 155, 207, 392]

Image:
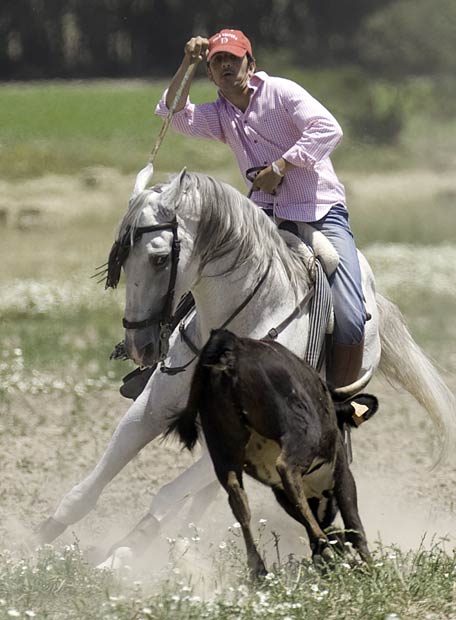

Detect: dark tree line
[0, 0, 453, 79]
[0, 0, 392, 79]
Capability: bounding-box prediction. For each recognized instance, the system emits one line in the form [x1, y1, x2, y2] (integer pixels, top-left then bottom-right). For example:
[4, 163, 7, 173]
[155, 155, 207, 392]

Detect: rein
[160, 259, 273, 375]
[166, 267, 315, 376]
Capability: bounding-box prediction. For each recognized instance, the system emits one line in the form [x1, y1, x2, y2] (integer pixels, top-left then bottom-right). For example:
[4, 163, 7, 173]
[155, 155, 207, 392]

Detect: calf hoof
[312, 543, 336, 572]
[34, 516, 67, 546]
[249, 558, 268, 582]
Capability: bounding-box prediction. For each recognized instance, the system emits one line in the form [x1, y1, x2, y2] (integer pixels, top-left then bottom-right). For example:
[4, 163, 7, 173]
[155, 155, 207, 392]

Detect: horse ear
[177, 167, 187, 185]
[161, 168, 192, 211]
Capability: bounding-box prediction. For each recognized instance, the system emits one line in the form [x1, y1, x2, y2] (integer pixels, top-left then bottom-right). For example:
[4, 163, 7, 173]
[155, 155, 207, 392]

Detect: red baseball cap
[208, 29, 253, 61]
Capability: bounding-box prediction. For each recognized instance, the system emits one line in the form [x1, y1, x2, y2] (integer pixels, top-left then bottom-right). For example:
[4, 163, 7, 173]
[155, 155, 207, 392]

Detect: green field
[1, 78, 456, 619]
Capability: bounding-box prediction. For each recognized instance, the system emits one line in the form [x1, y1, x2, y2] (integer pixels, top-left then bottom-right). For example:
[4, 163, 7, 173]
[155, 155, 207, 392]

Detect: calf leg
[334, 449, 370, 563]
[275, 454, 331, 561]
[225, 470, 267, 579]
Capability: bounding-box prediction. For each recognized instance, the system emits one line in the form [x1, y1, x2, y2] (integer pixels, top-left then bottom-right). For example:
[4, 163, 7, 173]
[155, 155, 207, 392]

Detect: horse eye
[150, 254, 168, 267]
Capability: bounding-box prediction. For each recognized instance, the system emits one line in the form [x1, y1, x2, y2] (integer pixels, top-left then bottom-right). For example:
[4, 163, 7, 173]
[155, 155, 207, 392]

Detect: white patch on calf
[244, 430, 282, 487]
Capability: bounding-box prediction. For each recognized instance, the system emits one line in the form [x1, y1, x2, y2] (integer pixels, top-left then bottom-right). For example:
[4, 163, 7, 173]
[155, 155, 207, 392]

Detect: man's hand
[185, 37, 210, 63]
[252, 164, 283, 195]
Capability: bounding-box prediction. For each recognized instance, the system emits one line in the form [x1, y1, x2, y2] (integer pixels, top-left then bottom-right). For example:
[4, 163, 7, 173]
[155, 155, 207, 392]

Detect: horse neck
[190, 251, 309, 343]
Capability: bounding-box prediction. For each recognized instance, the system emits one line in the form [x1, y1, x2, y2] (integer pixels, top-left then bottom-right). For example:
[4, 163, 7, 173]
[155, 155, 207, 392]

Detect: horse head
[107, 170, 198, 366]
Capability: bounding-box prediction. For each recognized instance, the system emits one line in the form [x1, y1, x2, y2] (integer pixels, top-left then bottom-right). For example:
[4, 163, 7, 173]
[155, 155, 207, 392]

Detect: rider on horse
[155, 29, 366, 388]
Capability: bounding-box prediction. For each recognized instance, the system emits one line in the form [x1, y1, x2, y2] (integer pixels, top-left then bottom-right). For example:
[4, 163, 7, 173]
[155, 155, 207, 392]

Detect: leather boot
[329, 336, 364, 388]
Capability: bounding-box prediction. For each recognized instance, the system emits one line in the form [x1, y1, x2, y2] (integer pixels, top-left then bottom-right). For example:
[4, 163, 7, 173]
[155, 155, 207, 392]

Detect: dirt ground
[2, 371, 456, 578]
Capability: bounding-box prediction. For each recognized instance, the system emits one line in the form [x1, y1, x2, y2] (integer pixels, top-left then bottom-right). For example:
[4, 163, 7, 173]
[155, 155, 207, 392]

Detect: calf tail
[164, 360, 206, 452]
[165, 405, 200, 452]
[164, 329, 239, 451]
[377, 293, 456, 462]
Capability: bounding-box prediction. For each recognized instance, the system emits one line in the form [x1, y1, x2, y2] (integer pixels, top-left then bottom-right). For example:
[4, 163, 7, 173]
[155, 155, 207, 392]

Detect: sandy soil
[2, 369, 456, 585]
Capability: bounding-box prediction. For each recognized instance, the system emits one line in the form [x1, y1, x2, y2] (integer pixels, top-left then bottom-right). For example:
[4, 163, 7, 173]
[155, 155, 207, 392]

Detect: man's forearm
[165, 57, 199, 112]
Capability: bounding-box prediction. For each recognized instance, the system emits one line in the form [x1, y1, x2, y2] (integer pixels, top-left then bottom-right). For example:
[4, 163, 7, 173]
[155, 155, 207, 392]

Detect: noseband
[106, 218, 181, 361]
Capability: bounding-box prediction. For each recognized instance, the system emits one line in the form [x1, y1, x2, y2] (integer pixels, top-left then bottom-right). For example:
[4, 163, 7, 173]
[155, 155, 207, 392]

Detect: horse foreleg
[181, 479, 221, 531]
[36, 389, 166, 544]
[104, 449, 218, 558]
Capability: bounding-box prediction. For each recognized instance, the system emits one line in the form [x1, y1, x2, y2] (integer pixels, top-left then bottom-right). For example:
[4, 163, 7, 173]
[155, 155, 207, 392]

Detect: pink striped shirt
[155, 71, 346, 222]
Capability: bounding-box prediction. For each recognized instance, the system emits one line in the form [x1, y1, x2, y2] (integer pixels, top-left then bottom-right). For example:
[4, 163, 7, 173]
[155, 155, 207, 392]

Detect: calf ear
[335, 393, 379, 428]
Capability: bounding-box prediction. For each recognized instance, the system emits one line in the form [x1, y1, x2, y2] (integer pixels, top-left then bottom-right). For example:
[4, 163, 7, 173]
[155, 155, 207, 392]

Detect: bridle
[103, 210, 315, 374]
[104, 213, 278, 371]
[106, 218, 181, 362]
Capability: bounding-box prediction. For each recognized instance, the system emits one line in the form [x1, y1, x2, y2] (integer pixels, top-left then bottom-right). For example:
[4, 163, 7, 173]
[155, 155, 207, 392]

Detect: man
[155, 29, 366, 387]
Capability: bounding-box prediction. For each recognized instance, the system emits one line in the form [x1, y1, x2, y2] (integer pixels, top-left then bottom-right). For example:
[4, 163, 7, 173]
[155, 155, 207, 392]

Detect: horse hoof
[34, 517, 67, 546]
[96, 546, 133, 571]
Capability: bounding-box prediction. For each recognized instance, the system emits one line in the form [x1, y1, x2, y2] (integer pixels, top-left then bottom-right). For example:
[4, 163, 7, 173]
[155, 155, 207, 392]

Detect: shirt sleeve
[278, 79, 343, 168]
[155, 90, 226, 143]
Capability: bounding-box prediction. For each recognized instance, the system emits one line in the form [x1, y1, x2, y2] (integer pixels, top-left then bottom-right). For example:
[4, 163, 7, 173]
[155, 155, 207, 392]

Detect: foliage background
[0, 0, 455, 80]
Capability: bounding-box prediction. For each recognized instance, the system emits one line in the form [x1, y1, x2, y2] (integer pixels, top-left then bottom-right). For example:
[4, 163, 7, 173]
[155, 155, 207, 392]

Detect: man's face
[207, 52, 253, 91]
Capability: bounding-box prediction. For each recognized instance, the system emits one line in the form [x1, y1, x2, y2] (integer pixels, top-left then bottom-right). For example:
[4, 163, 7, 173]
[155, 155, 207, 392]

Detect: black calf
[166, 329, 377, 578]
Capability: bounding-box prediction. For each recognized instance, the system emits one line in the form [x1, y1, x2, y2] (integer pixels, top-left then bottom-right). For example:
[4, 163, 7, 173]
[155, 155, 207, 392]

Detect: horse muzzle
[124, 326, 162, 367]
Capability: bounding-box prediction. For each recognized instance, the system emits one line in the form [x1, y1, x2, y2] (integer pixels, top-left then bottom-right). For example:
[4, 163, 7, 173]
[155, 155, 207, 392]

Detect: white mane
[160, 172, 309, 286]
[126, 172, 313, 290]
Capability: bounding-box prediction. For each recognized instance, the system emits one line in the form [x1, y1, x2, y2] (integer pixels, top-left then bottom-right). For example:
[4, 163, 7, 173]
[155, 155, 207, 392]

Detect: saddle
[277, 219, 339, 278]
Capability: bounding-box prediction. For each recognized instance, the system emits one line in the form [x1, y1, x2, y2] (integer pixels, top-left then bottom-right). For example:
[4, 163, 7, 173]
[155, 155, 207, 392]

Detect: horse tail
[377, 293, 456, 462]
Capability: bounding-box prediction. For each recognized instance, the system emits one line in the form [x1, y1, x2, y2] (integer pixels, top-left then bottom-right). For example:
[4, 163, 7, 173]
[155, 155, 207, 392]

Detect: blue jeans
[310, 204, 365, 345]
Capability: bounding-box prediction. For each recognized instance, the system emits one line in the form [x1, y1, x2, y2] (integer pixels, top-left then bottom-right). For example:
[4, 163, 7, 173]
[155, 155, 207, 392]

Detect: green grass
[1, 542, 456, 620]
[1, 75, 456, 181]
[0, 80, 236, 180]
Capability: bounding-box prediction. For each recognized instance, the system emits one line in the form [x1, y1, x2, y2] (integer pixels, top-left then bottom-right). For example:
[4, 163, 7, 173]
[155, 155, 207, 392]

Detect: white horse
[36, 170, 456, 563]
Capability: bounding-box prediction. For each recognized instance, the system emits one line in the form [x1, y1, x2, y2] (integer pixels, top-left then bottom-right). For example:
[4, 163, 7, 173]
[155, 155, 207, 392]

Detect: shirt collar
[248, 71, 268, 89]
[217, 71, 268, 107]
